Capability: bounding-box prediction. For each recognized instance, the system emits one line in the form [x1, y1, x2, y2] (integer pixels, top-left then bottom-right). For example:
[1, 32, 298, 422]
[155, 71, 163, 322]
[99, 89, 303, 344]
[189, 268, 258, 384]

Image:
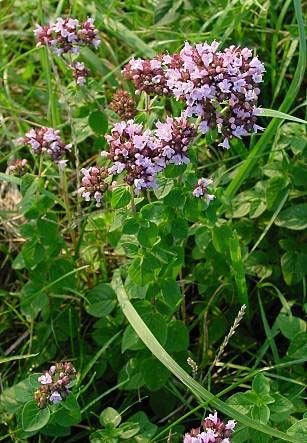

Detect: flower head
[183, 412, 236, 442]
[78, 166, 109, 207]
[69, 61, 90, 85]
[22, 127, 71, 164]
[154, 116, 196, 165]
[193, 178, 215, 203]
[35, 362, 77, 408]
[34, 17, 100, 55]
[105, 120, 162, 192]
[122, 55, 174, 95]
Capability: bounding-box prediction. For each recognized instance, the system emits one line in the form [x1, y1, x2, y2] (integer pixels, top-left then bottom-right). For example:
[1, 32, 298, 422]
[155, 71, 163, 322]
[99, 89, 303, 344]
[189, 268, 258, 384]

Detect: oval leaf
[22, 400, 50, 432]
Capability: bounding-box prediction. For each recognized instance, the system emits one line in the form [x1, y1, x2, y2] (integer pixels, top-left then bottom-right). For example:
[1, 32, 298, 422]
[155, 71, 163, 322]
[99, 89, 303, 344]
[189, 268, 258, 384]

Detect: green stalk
[113, 271, 301, 442]
[224, 0, 306, 201]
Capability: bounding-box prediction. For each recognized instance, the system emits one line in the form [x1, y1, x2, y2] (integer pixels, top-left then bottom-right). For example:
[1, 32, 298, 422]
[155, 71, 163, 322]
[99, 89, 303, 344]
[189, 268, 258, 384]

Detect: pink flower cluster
[69, 61, 90, 85]
[35, 362, 76, 408]
[78, 166, 109, 207]
[123, 41, 264, 149]
[103, 117, 195, 193]
[193, 177, 215, 203]
[122, 55, 173, 96]
[21, 127, 71, 166]
[183, 412, 236, 443]
[105, 120, 163, 192]
[34, 17, 100, 56]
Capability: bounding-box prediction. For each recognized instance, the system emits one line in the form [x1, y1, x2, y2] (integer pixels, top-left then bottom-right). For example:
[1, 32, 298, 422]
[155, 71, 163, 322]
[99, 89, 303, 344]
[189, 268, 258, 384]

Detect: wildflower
[122, 55, 173, 95]
[69, 61, 90, 85]
[109, 89, 137, 120]
[123, 42, 264, 148]
[193, 178, 215, 203]
[34, 17, 100, 55]
[154, 116, 196, 165]
[78, 166, 109, 207]
[38, 372, 52, 385]
[22, 127, 71, 165]
[35, 362, 77, 408]
[49, 391, 62, 404]
[7, 158, 28, 175]
[105, 120, 163, 192]
[165, 42, 265, 148]
[183, 412, 236, 442]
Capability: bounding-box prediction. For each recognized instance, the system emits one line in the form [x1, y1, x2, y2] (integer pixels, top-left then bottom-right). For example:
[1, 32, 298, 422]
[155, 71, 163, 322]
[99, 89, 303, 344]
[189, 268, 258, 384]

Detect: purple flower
[38, 372, 52, 385]
[69, 61, 90, 86]
[50, 391, 62, 404]
[78, 167, 108, 207]
[183, 411, 236, 443]
[34, 17, 100, 55]
[193, 178, 215, 204]
[22, 127, 70, 164]
[154, 116, 196, 165]
[105, 120, 162, 192]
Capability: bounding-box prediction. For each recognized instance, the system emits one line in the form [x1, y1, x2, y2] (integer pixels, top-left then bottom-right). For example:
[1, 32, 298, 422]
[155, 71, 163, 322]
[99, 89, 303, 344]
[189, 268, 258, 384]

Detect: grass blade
[261, 108, 307, 124]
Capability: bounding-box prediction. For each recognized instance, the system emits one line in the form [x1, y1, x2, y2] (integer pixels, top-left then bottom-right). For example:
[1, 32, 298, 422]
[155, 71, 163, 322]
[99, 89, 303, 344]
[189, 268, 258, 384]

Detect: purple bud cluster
[78, 166, 109, 206]
[34, 17, 100, 56]
[123, 41, 265, 148]
[183, 412, 236, 443]
[70, 61, 90, 86]
[193, 178, 215, 203]
[34, 362, 76, 409]
[102, 117, 196, 193]
[22, 127, 71, 166]
[109, 89, 137, 120]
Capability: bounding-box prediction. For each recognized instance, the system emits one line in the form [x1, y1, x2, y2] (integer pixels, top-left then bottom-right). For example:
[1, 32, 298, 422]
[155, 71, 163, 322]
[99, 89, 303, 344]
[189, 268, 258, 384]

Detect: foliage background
[0, 0, 306, 442]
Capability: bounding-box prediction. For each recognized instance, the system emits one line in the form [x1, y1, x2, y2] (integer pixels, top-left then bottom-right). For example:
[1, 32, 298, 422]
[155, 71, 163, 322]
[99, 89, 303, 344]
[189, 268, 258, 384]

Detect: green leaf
[281, 251, 306, 285]
[165, 320, 189, 352]
[85, 283, 117, 317]
[251, 405, 270, 424]
[287, 419, 307, 439]
[287, 331, 307, 359]
[88, 111, 108, 135]
[138, 222, 159, 248]
[275, 204, 307, 230]
[252, 374, 270, 395]
[141, 357, 170, 391]
[111, 187, 131, 209]
[22, 401, 50, 432]
[113, 271, 301, 442]
[276, 313, 306, 340]
[122, 325, 144, 352]
[0, 375, 39, 414]
[118, 422, 140, 439]
[54, 394, 81, 427]
[229, 232, 248, 308]
[100, 407, 121, 427]
[128, 411, 157, 439]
